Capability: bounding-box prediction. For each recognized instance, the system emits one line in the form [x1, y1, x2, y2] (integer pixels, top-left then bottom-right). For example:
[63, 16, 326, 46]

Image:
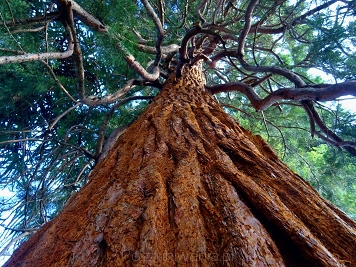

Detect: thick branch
[0, 39, 73, 64]
[54, 0, 108, 32]
[0, 5, 75, 65]
[210, 49, 306, 86]
[238, 56, 306, 87]
[208, 81, 356, 110]
[238, 0, 260, 56]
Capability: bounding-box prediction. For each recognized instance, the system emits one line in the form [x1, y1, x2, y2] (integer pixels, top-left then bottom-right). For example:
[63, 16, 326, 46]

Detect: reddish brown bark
[5, 64, 356, 267]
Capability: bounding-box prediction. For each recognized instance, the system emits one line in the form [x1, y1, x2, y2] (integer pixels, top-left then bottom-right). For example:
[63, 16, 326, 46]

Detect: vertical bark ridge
[5, 63, 356, 267]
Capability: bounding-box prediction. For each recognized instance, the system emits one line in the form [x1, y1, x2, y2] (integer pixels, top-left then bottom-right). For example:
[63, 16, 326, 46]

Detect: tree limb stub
[54, 0, 108, 32]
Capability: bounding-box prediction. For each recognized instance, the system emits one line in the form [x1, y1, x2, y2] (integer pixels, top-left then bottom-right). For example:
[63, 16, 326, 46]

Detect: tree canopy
[0, 0, 356, 259]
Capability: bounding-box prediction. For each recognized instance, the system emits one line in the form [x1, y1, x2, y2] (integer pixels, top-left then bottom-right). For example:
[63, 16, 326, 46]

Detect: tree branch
[0, 42, 73, 64]
[196, 0, 208, 23]
[302, 100, 356, 154]
[54, 0, 108, 32]
[39, 60, 78, 103]
[208, 80, 356, 110]
[137, 43, 180, 54]
[249, 0, 340, 35]
[141, 0, 165, 67]
[115, 40, 160, 81]
[49, 103, 81, 130]
[238, 0, 260, 56]
[82, 79, 137, 106]
[1, 11, 62, 30]
[0, 8, 74, 65]
[176, 26, 225, 77]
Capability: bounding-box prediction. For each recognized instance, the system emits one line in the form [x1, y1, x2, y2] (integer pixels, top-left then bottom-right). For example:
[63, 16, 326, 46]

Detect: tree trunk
[5, 64, 356, 267]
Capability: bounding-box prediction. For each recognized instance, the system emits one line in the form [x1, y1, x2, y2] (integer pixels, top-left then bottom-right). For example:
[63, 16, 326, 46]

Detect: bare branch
[4, 0, 15, 26]
[137, 43, 180, 54]
[132, 28, 150, 44]
[0, 12, 24, 53]
[116, 32, 179, 55]
[237, 56, 306, 87]
[62, 2, 87, 102]
[301, 100, 316, 138]
[11, 26, 46, 34]
[209, 50, 303, 87]
[140, 0, 164, 37]
[63, 162, 91, 187]
[0, 138, 43, 146]
[213, 0, 224, 24]
[176, 0, 189, 28]
[314, 131, 356, 148]
[302, 100, 356, 154]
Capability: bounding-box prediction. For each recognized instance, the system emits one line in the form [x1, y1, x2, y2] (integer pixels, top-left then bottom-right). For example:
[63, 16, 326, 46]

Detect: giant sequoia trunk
[5, 64, 356, 267]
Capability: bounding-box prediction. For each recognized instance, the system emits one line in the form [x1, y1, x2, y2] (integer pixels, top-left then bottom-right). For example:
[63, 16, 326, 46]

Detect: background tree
[0, 0, 356, 264]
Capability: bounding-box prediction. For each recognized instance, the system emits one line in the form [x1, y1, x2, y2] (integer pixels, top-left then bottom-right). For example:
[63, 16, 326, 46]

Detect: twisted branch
[208, 81, 356, 110]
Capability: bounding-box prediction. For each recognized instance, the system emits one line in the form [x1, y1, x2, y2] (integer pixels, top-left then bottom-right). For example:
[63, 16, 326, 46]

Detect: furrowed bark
[5, 63, 356, 267]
